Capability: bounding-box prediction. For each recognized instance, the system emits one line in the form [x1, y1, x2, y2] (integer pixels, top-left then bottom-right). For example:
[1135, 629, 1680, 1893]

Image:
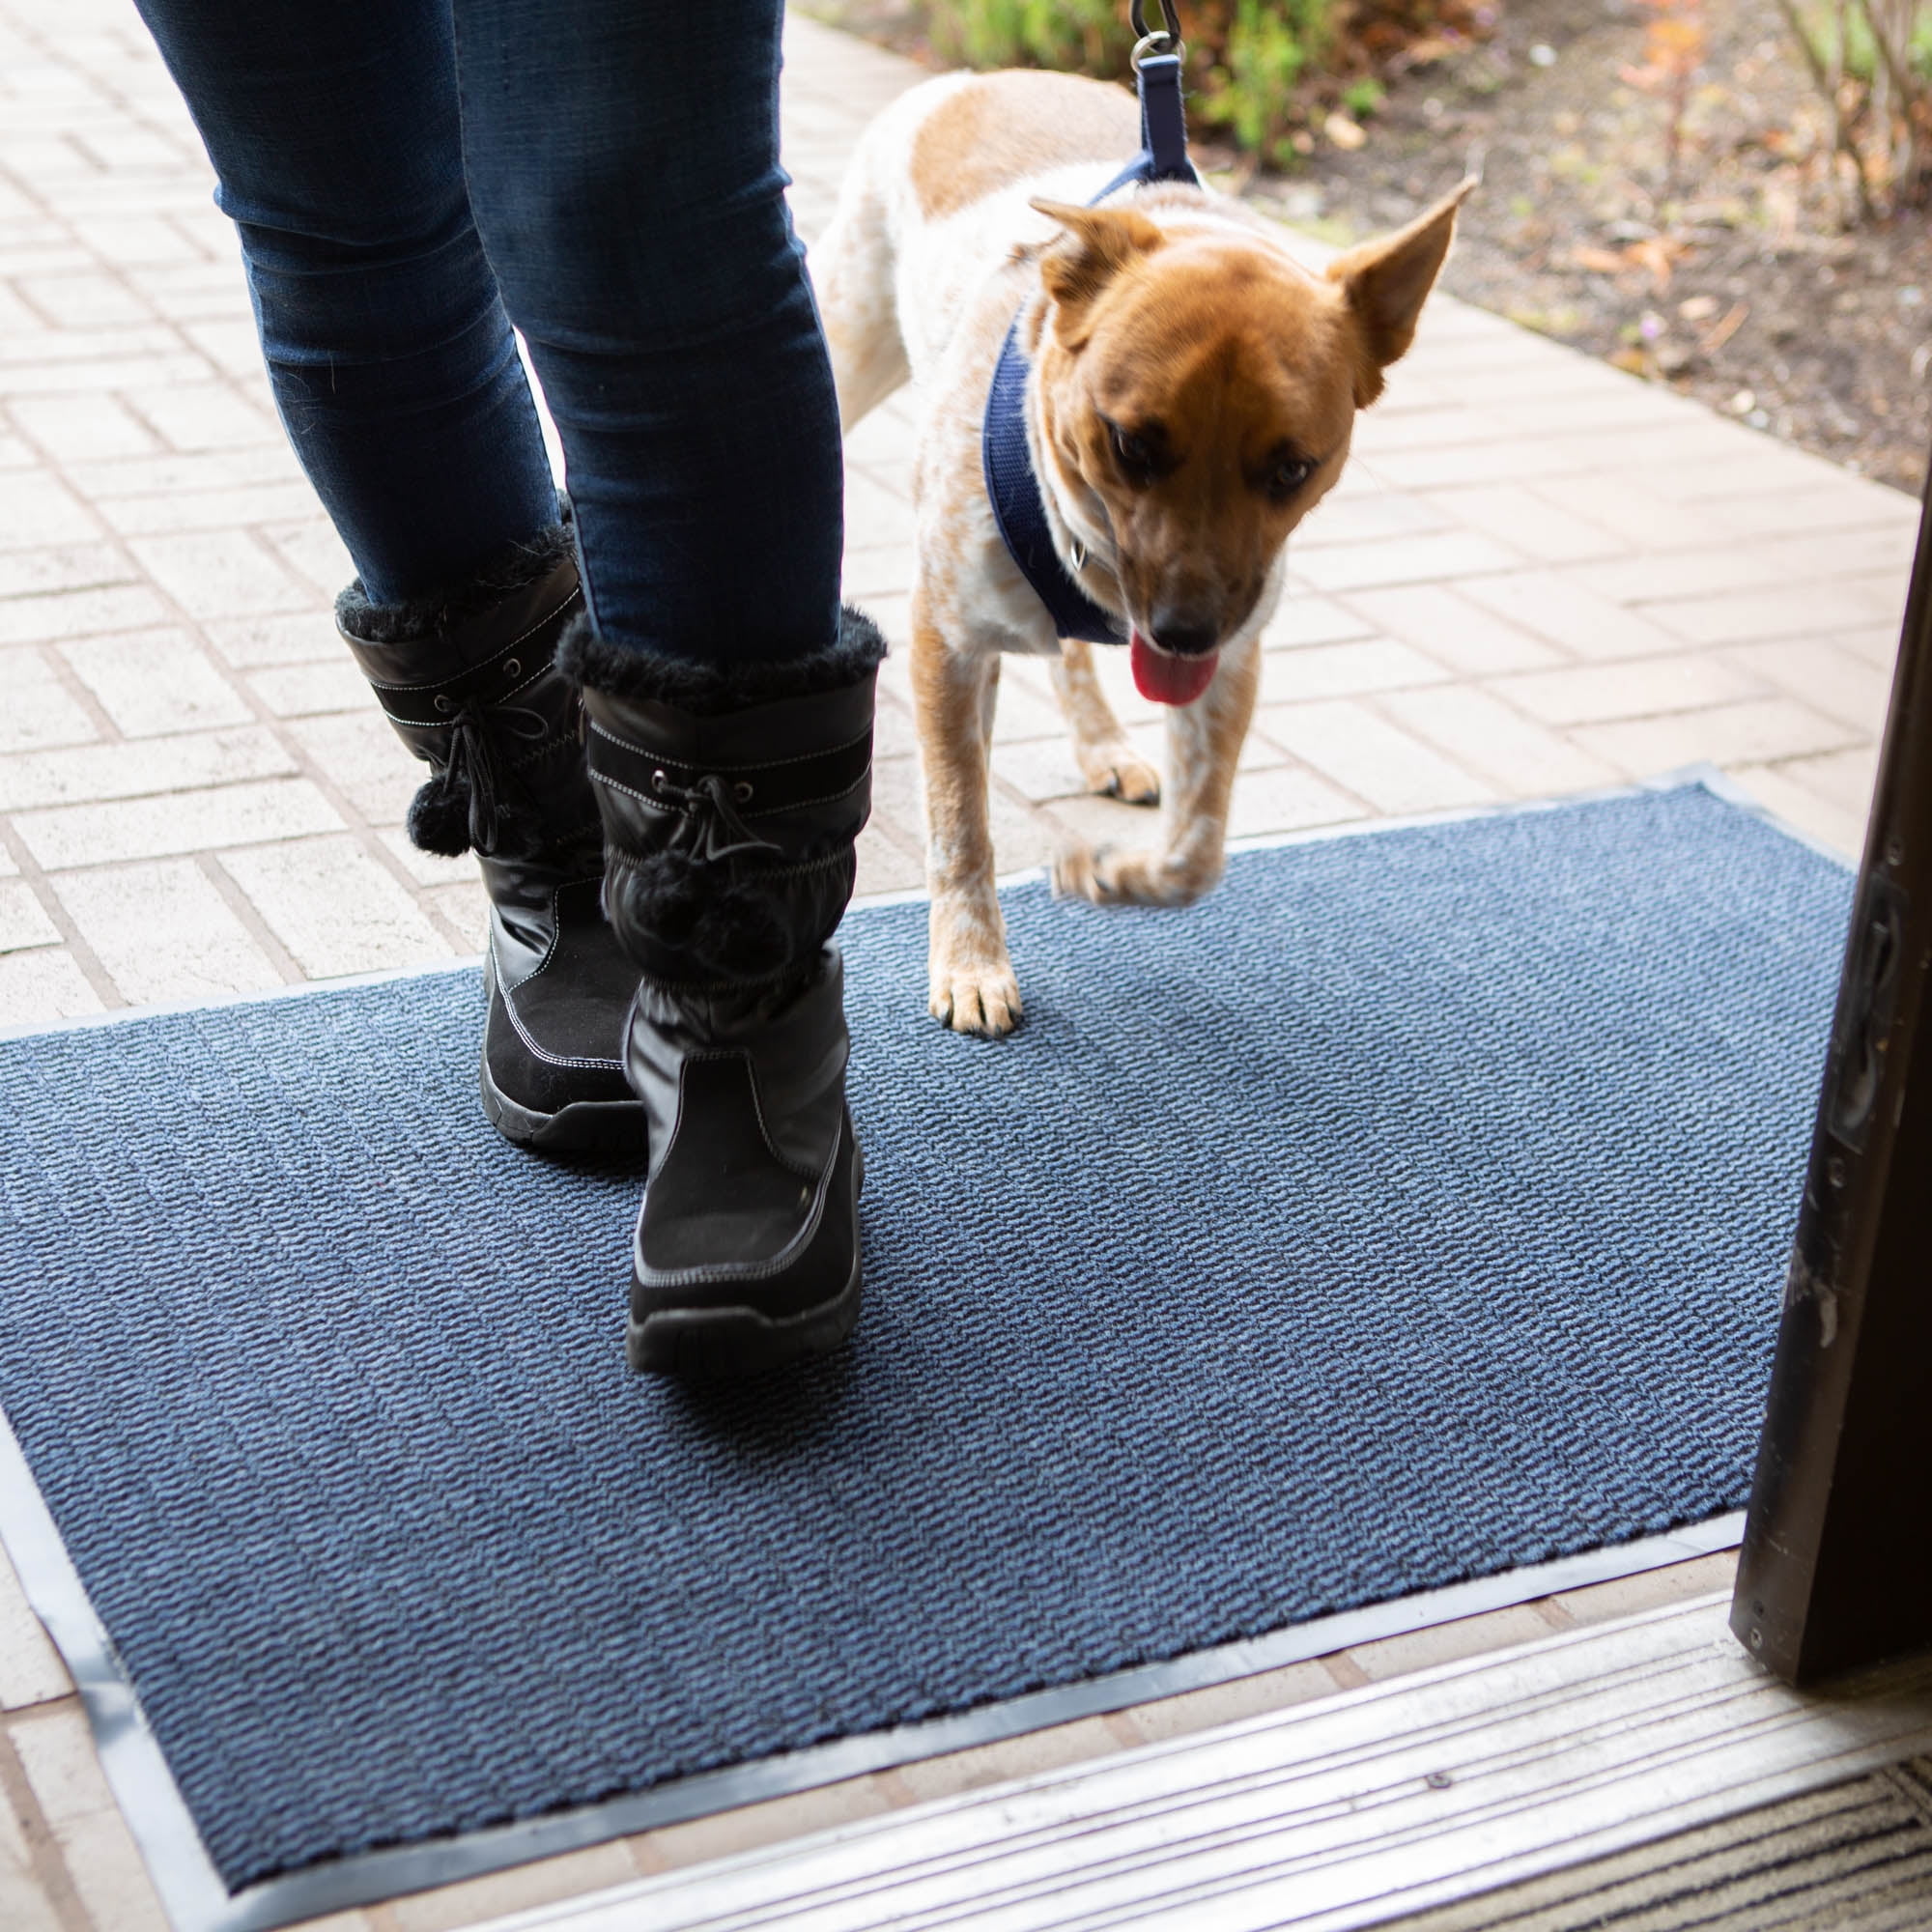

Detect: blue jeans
[131, 0, 843, 663]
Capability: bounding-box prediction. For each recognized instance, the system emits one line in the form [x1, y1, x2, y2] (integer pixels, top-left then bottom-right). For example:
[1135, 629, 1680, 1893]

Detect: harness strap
[982, 54, 1201, 645]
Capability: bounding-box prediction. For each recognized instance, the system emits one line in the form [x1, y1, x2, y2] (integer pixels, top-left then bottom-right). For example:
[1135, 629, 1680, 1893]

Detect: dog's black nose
[1151, 614, 1219, 659]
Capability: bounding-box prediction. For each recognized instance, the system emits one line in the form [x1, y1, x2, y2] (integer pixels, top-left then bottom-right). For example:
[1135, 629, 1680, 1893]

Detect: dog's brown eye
[1267, 455, 1314, 500]
[1110, 422, 1155, 480]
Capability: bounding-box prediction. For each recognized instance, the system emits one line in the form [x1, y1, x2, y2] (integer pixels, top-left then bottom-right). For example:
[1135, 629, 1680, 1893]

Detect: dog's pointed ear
[1030, 198, 1165, 324]
[1325, 180, 1472, 405]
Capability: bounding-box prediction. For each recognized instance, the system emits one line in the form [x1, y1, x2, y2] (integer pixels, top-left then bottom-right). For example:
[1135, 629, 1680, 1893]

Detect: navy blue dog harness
[980, 49, 1201, 646]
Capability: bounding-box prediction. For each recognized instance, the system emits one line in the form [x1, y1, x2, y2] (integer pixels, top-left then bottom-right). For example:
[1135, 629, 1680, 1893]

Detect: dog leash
[981, 1, 1202, 646]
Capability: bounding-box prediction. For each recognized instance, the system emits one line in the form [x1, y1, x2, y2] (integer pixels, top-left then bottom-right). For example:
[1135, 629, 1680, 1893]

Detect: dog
[812, 69, 1467, 1036]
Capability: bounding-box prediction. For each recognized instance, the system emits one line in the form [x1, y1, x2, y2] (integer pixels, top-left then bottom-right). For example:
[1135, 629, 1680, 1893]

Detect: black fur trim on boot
[334, 520, 576, 646]
[556, 605, 887, 717]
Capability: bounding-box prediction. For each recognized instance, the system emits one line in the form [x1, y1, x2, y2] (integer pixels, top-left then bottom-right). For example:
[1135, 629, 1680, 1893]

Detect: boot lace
[650, 770, 783, 863]
[441, 696, 551, 851]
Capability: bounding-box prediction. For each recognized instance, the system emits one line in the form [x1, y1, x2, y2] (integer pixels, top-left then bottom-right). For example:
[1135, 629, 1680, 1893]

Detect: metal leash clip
[1128, 0, 1184, 68]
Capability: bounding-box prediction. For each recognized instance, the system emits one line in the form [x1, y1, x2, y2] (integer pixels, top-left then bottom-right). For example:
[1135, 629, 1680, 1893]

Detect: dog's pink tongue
[1130, 631, 1218, 706]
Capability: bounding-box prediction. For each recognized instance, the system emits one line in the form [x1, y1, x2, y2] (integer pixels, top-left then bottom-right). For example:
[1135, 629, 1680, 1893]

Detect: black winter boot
[558, 608, 888, 1376]
[337, 527, 644, 1151]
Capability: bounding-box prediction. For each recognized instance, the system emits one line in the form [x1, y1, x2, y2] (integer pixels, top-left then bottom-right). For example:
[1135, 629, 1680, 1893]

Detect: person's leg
[128, 0, 643, 1150]
[450, 0, 882, 1372]
[448, 0, 845, 661]
[129, 0, 556, 599]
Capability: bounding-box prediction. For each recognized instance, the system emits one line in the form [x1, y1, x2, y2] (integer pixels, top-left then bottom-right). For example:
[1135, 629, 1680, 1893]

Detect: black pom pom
[407, 773, 472, 857]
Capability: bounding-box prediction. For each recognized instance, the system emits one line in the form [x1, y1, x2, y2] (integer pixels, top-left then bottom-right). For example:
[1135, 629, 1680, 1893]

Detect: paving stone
[1548, 1552, 1739, 1628]
[121, 379, 278, 453]
[247, 658, 368, 718]
[0, 582, 166, 644]
[1646, 575, 1907, 648]
[59, 627, 250, 736]
[1375, 685, 1621, 799]
[1114, 1659, 1340, 1747]
[1826, 622, 1905, 671]
[1491, 654, 1767, 727]
[989, 733, 1088, 804]
[1565, 526, 1915, 607]
[1259, 698, 1498, 814]
[422, 880, 489, 953]
[1338, 582, 1562, 676]
[217, 837, 454, 979]
[95, 478, 321, 538]
[0, 881, 59, 953]
[1722, 638, 1895, 736]
[65, 443, 301, 500]
[10, 1704, 113, 1824]
[1293, 489, 1454, 547]
[842, 543, 914, 601]
[14, 270, 152, 328]
[127, 527, 314, 621]
[54, 858, 282, 1002]
[260, 517, 354, 598]
[285, 711, 419, 824]
[0, 650, 99, 755]
[1704, 481, 1922, 541]
[1343, 1604, 1557, 1683]
[1460, 568, 1685, 662]
[1290, 528, 1522, 593]
[14, 776, 342, 868]
[855, 819, 925, 895]
[1258, 637, 1447, 704]
[1726, 764, 1866, 863]
[1763, 744, 1881, 816]
[1570, 697, 1860, 779]
[41, 1804, 169, 1932]
[0, 725, 291, 811]
[385, 1843, 639, 1932]
[1413, 483, 1626, 563]
[1526, 472, 1740, 553]
[3, 392, 158, 464]
[890, 1716, 1127, 1804]
[0, 541, 134, 600]
[1222, 762, 1369, 838]
[0, 1545, 71, 1708]
[203, 611, 337, 668]
[1260, 590, 1379, 648]
[0, 468, 101, 548]
[0, 947, 101, 1020]
[376, 827, 480, 890]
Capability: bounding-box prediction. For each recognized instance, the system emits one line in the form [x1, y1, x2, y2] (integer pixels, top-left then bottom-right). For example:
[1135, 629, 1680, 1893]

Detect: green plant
[1198, 0, 1332, 164]
[927, 0, 1133, 71]
[1341, 75, 1386, 117]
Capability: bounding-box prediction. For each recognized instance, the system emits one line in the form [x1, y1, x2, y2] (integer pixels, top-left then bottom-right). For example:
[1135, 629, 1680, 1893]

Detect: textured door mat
[0, 781, 1850, 1920]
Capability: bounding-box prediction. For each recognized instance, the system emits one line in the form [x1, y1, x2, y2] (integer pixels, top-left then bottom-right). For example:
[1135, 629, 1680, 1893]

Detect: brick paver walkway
[0, 5, 1919, 1929]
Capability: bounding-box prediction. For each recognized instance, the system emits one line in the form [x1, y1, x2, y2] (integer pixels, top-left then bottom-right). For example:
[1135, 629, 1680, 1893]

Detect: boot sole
[626, 1148, 865, 1377]
[479, 1048, 648, 1154]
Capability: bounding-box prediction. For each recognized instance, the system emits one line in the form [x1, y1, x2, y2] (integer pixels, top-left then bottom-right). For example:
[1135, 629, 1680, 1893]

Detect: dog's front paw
[1080, 742, 1161, 807]
[1053, 841, 1212, 908]
[929, 957, 1023, 1037]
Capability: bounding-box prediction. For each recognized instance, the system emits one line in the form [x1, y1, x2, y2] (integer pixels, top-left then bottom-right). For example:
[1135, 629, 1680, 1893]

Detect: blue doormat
[0, 783, 1849, 1896]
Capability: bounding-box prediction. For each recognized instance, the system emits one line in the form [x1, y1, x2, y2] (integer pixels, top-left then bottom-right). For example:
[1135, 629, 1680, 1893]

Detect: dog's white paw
[1081, 744, 1161, 807]
[929, 958, 1024, 1037]
[1053, 841, 1209, 908]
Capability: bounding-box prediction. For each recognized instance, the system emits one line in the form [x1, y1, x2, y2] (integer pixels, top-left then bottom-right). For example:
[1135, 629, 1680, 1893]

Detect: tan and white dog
[812, 70, 1466, 1036]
